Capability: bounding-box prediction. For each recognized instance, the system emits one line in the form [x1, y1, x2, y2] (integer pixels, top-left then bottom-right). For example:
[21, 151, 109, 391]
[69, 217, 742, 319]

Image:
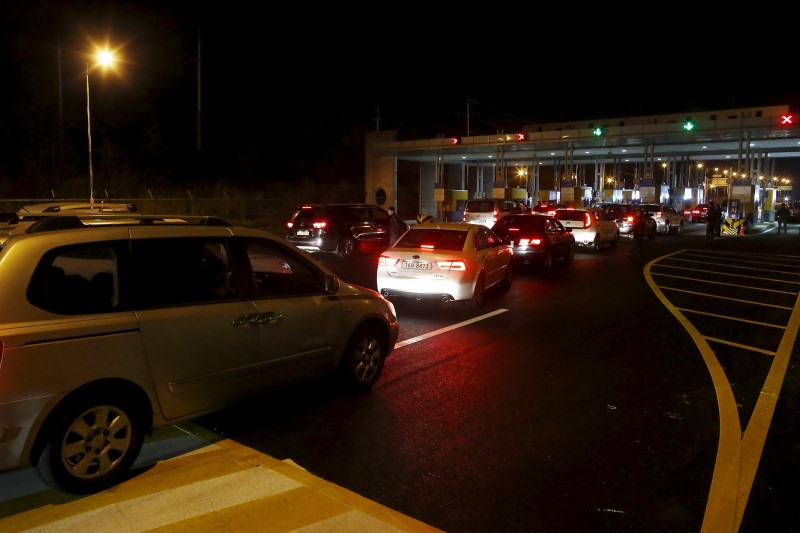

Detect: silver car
[640, 204, 685, 235]
[0, 213, 398, 494]
[554, 207, 619, 251]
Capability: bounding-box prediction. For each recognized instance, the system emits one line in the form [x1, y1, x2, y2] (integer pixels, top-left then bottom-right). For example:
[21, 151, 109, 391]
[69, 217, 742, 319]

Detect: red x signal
[781, 114, 794, 125]
[516, 132, 527, 141]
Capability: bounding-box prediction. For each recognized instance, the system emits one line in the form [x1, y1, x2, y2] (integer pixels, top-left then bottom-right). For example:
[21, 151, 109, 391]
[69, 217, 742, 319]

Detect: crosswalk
[0, 433, 439, 532]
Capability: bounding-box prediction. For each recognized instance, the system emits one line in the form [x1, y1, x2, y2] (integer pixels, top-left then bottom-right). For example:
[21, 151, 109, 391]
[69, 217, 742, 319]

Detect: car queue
[282, 200, 705, 314]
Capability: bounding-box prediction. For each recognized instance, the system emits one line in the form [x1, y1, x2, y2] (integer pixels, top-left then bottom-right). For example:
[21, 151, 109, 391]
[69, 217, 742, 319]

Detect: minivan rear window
[466, 201, 494, 213]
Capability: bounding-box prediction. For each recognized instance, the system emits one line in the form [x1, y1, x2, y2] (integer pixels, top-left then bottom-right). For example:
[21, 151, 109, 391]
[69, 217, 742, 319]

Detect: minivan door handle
[232, 312, 282, 327]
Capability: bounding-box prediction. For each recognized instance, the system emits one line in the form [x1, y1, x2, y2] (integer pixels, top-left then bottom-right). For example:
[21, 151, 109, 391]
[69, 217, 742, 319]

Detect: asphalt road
[1, 221, 798, 532]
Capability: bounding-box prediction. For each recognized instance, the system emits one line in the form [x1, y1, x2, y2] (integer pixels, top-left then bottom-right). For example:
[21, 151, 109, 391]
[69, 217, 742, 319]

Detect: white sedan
[376, 222, 513, 309]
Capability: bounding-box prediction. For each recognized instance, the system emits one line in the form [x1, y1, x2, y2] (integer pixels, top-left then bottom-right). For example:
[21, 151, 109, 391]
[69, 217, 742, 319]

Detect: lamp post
[86, 48, 116, 203]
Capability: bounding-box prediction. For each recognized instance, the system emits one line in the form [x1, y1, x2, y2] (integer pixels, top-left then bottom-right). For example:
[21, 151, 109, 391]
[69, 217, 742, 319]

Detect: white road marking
[394, 308, 509, 348]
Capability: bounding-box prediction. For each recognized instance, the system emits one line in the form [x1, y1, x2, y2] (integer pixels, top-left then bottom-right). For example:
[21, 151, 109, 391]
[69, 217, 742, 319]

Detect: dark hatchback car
[286, 203, 399, 257]
[491, 213, 575, 271]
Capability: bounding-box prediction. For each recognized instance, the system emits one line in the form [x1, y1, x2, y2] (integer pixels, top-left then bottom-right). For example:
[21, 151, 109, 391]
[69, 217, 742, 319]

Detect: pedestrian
[387, 206, 407, 246]
[776, 202, 790, 234]
[706, 200, 721, 243]
[629, 208, 646, 259]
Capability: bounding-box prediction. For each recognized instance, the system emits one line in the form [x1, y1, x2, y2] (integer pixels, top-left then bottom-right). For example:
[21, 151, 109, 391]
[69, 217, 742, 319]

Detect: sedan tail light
[378, 255, 399, 267]
[436, 260, 467, 271]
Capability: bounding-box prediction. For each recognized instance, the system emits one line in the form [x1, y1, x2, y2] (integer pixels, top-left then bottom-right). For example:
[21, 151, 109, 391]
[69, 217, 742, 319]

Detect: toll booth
[762, 188, 777, 222]
[674, 187, 701, 214]
[538, 190, 559, 204]
[639, 186, 657, 204]
[444, 189, 468, 221]
[507, 187, 528, 203]
[561, 186, 592, 207]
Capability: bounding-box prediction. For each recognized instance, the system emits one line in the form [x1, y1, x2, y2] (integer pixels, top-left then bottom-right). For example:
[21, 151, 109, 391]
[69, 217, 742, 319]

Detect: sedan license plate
[296, 229, 309, 236]
[402, 260, 431, 270]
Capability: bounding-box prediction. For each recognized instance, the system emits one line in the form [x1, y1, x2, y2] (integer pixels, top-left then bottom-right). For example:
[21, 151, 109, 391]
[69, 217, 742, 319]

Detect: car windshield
[554, 209, 586, 221]
[396, 229, 468, 251]
[504, 217, 545, 234]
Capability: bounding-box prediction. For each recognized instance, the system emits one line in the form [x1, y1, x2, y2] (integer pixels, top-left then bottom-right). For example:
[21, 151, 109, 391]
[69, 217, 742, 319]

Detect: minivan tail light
[313, 221, 327, 229]
[436, 260, 467, 271]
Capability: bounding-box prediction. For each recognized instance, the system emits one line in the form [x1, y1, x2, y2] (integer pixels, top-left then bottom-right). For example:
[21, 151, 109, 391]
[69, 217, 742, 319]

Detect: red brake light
[436, 260, 467, 271]
[519, 238, 530, 246]
[584, 212, 593, 228]
[287, 222, 294, 228]
[313, 221, 326, 229]
[421, 243, 435, 250]
[626, 215, 634, 223]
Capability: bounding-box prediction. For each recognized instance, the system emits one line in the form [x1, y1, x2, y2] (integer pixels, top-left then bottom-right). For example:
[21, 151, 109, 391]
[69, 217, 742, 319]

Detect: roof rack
[25, 214, 234, 233]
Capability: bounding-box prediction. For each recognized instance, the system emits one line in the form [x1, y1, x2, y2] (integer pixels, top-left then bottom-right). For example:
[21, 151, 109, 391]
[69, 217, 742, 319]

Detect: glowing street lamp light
[86, 48, 116, 203]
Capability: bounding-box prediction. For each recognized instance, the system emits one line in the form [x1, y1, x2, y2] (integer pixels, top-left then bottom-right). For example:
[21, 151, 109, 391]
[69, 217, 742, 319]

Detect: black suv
[285, 203, 393, 256]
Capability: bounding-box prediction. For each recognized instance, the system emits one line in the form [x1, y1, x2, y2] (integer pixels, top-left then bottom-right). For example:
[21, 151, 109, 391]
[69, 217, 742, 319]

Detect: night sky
[2, 2, 799, 197]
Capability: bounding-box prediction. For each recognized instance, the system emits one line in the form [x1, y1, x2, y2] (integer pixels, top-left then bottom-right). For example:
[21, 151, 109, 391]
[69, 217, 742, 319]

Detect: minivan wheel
[338, 237, 357, 257]
[35, 396, 144, 494]
[341, 326, 386, 390]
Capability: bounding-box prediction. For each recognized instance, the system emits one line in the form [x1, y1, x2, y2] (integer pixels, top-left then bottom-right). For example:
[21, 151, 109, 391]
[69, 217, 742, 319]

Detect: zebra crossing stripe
[20, 467, 302, 532]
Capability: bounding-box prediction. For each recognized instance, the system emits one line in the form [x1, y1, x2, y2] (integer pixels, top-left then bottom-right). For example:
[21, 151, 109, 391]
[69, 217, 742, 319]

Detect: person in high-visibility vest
[416, 213, 433, 224]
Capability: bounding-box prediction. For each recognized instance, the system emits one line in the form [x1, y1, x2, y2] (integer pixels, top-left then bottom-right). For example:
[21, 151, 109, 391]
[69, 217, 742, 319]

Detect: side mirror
[324, 274, 339, 295]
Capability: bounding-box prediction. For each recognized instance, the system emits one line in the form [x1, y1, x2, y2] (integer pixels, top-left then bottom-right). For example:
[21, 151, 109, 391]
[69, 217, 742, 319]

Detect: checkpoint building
[363, 105, 798, 224]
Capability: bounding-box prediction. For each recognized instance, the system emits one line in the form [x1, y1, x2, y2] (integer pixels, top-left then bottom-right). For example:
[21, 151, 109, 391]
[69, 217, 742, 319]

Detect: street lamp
[86, 48, 116, 203]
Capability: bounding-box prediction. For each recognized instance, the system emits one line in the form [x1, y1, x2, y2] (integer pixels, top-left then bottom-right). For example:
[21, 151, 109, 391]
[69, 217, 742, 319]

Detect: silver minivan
[463, 199, 528, 228]
[0, 213, 399, 494]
